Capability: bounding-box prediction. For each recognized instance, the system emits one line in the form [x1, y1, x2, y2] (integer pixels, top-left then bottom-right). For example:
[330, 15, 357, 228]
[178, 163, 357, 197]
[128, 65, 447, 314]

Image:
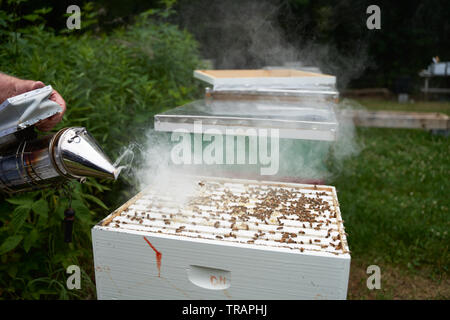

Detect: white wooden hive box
[92, 176, 350, 300]
[193, 69, 336, 91]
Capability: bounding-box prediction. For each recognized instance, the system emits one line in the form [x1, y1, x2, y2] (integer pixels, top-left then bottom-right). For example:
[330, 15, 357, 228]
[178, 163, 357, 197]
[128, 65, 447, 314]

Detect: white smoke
[119, 0, 368, 193]
[177, 0, 370, 89]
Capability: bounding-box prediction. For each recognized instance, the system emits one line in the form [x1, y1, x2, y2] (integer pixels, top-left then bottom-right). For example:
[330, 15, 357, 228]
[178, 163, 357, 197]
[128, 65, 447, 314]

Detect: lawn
[328, 98, 449, 299]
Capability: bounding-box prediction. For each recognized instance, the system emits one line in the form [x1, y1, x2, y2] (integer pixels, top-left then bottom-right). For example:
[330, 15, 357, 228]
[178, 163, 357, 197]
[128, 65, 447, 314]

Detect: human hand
[14, 80, 67, 132]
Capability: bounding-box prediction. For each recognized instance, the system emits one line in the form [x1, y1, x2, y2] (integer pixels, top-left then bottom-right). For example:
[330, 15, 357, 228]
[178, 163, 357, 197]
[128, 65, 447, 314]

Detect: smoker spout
[51, 127, 117, 180]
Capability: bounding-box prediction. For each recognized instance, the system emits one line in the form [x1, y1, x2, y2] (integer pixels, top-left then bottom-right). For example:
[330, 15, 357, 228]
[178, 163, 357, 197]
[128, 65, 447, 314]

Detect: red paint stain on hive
[143, 236, 162, 277]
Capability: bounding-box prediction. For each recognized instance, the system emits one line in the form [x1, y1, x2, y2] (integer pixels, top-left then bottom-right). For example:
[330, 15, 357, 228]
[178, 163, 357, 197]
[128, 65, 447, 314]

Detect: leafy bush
[0, 3, 203, 299]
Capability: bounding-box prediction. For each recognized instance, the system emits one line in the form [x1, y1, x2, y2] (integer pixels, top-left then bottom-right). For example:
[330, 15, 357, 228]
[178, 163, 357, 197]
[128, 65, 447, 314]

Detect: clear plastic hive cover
[154, 99, 338, 141]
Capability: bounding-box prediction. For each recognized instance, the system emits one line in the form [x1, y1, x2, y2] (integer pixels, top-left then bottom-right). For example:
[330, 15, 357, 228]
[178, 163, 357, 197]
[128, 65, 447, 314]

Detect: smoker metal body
[0, 127, 118, 193]
[0, 87, 117, 194]
[92, 176, 350, 299]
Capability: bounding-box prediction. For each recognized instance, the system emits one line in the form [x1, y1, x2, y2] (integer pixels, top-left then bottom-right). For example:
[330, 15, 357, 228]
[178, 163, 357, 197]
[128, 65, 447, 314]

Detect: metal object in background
[419, 57, 450, 98]
[426, 61, 450, 76]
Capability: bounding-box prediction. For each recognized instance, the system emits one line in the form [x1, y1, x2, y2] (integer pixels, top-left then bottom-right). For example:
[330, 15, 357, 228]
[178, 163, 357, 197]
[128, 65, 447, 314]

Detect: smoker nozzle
[51, 127, 117, 180]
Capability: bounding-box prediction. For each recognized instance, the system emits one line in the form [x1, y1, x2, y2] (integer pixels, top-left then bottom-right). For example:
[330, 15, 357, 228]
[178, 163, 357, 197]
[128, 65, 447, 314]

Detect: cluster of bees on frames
[108, 180, 346, 255]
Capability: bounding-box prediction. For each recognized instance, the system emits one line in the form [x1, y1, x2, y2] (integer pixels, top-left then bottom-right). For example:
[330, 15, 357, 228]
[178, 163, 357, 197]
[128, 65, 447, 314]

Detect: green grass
[328, 127, 449, 278]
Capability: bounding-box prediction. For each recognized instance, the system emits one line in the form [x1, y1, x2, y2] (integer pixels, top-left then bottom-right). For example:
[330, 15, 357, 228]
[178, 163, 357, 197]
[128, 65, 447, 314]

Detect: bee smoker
[0, 85, 118, 242]
[0, 126, 119, 193]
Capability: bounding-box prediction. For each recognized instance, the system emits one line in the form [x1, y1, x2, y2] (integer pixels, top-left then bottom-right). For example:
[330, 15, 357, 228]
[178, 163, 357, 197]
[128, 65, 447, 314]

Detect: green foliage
[0, 3, 202, 299]
[0, 185, 99, 299]
[141, 0, 177, 19]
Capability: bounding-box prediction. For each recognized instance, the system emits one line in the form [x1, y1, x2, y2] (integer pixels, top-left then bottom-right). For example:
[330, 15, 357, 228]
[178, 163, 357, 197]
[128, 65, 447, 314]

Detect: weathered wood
[340, 110, 449, 130]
